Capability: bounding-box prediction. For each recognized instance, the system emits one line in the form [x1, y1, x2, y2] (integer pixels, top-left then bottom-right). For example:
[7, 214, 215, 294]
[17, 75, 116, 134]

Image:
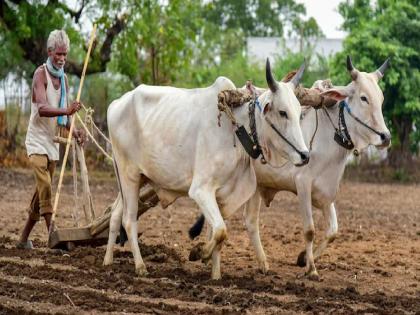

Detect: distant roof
[247, 37, 343, 63]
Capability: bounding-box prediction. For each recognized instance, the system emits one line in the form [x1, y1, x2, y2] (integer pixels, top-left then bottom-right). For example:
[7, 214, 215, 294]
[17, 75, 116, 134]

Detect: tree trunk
[151, 45, 156, 85]
[0, 111, 6, 138]
[388, 114, 413, 167]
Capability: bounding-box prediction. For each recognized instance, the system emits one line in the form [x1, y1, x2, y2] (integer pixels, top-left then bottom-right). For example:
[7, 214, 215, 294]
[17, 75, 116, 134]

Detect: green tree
[330, 0, 420, 166]
[0, 0, 126, 81]
[109, 0, 204, 85]
[203, 0, 306, 36]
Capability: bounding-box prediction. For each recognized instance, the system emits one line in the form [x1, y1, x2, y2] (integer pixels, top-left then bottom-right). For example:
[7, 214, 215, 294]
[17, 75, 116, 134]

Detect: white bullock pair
[104, 59, 309, 279]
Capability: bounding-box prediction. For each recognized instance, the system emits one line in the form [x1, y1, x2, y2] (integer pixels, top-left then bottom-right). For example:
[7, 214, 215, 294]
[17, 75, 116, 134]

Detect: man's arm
[64, 75, 86, 146]
[32, 68, 80, 117]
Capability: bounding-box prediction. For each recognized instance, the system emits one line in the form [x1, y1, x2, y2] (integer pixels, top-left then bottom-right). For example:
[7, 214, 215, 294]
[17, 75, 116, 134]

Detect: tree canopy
[0, 0, 320, 85]
[0, 0, 321, 144]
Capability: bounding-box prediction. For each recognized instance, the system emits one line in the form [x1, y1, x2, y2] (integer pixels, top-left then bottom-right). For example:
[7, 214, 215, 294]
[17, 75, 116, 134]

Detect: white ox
[190, 56, 391, 280]
[103, 60, 309, 279]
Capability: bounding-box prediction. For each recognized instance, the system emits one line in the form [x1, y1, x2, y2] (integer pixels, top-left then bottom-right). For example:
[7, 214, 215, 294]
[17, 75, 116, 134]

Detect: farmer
[17, 29, 85, 249]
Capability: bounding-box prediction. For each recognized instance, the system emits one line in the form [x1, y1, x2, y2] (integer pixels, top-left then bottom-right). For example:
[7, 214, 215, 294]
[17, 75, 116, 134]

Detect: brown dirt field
[0, 167, 419, 314]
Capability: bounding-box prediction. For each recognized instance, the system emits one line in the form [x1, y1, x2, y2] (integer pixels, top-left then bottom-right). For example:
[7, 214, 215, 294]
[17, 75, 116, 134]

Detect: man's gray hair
[47, 30, 70, 51]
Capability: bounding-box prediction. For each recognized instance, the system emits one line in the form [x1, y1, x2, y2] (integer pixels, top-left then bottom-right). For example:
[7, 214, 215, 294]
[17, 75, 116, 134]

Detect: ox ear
[321, 86, 351, 101]
[263, 101, 272, 115]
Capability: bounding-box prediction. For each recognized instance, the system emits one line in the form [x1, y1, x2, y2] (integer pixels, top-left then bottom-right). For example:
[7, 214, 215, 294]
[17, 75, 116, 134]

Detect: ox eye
[361, 96, 369, 104]
[279, 110, 288, 119]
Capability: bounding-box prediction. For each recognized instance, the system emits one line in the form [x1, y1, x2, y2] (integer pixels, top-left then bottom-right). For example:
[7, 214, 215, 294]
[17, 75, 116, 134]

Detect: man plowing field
[17, 30, 85, 250]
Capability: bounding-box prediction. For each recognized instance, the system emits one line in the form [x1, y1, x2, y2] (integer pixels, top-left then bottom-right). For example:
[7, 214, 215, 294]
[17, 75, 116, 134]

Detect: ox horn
[290, 60, 306, 88]
[376, 58, 390, 79]
[347, 55, 358, 81]
[266, 58, 278, 93]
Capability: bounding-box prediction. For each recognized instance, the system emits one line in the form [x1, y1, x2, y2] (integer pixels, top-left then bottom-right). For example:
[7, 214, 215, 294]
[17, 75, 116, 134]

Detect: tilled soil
[0, 167, 419, 314]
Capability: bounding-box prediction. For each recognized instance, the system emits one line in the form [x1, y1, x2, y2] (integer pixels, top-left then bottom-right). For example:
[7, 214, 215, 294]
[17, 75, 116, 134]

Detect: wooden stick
[76, 143, 95, 223]
[50, 24, 97, 231]
[71, 142, 80, 227]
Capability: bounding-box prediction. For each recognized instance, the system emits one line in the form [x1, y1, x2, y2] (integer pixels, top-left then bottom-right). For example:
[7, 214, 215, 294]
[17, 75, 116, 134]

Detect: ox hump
[213, 76, 236, 92]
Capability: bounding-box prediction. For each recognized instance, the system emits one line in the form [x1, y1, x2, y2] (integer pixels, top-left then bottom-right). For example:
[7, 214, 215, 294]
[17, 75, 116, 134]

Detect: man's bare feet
[16, 240, 34, 249]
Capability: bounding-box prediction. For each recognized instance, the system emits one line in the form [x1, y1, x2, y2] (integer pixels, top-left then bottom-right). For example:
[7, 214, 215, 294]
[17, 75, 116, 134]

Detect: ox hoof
[305, 270, 320, 282]
[297, 250, 307, 267]
[136, 264, 149, 277]
[201, 253, 212, 265]
[103, 256, 113, 266]
[211, 271, 221, 280]
[189, 242, 205, 261]
[258, 260, 270, 274]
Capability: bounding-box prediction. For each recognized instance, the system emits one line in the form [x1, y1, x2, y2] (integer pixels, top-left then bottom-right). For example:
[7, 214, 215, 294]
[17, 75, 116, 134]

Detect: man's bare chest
[48, 77, 61, 90]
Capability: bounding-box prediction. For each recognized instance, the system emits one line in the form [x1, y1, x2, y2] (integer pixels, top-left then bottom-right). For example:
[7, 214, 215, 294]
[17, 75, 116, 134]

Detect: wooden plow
[48, 179, 159, 249]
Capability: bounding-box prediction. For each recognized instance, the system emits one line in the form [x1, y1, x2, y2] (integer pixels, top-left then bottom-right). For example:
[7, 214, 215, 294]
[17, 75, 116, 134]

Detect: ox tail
[112, 155, 128, 246]
[188, 214, 206, 239]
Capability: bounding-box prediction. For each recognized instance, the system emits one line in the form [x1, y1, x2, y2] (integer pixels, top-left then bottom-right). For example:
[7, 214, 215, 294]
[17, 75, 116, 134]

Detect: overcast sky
[296, 0, 347, 38]
[64, 0, 349, 39]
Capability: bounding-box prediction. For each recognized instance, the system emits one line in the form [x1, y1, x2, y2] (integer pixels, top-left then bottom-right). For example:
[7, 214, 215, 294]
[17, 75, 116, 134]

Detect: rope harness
[308, 108, 318, 151]
[77, 103, 113, 161]
[322, 100, 386, 156]
[217, 89, 308, 163]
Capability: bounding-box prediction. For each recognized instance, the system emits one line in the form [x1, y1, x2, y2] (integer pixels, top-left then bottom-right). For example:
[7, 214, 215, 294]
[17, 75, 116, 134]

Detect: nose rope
[340, 101, 386, 140]
[250, 98, 308, 163]
[264, 117, 307, 159]
[322, 100, 387, 152]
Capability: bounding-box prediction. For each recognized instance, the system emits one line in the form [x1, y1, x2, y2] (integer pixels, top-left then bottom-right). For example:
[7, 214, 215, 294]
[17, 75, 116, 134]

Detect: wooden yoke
[294, 85, 337, 108]
[281, 70, 337, 108]
[218, 71, 337, 111]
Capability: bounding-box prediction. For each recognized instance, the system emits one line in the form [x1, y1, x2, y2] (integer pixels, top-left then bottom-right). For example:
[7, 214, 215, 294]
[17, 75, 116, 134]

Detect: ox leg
[313, 203, 338, 260]
[188, 186, 227, 280]
[104, 193, 123, 266]
[243, 191, 269, 274]
[208, 226, 222, 280]
[296, 181, 319, 280]
[120, 172, 148, 276]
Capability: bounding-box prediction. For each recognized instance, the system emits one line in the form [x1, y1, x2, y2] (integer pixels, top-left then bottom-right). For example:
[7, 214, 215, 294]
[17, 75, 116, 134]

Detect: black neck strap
[248, 99, 267, 163]
[333, 101, 355, 150]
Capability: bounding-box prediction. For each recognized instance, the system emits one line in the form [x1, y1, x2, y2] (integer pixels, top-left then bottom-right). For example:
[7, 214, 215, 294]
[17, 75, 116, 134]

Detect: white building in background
[247, 37, 343, 63]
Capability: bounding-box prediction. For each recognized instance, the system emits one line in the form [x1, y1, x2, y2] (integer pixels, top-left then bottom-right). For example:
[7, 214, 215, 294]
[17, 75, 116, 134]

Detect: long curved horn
[376, 58, 390, 79]
[290, 60, 306, 88]
[347, 55, 358, 81]
[266, 58, 278, 93]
